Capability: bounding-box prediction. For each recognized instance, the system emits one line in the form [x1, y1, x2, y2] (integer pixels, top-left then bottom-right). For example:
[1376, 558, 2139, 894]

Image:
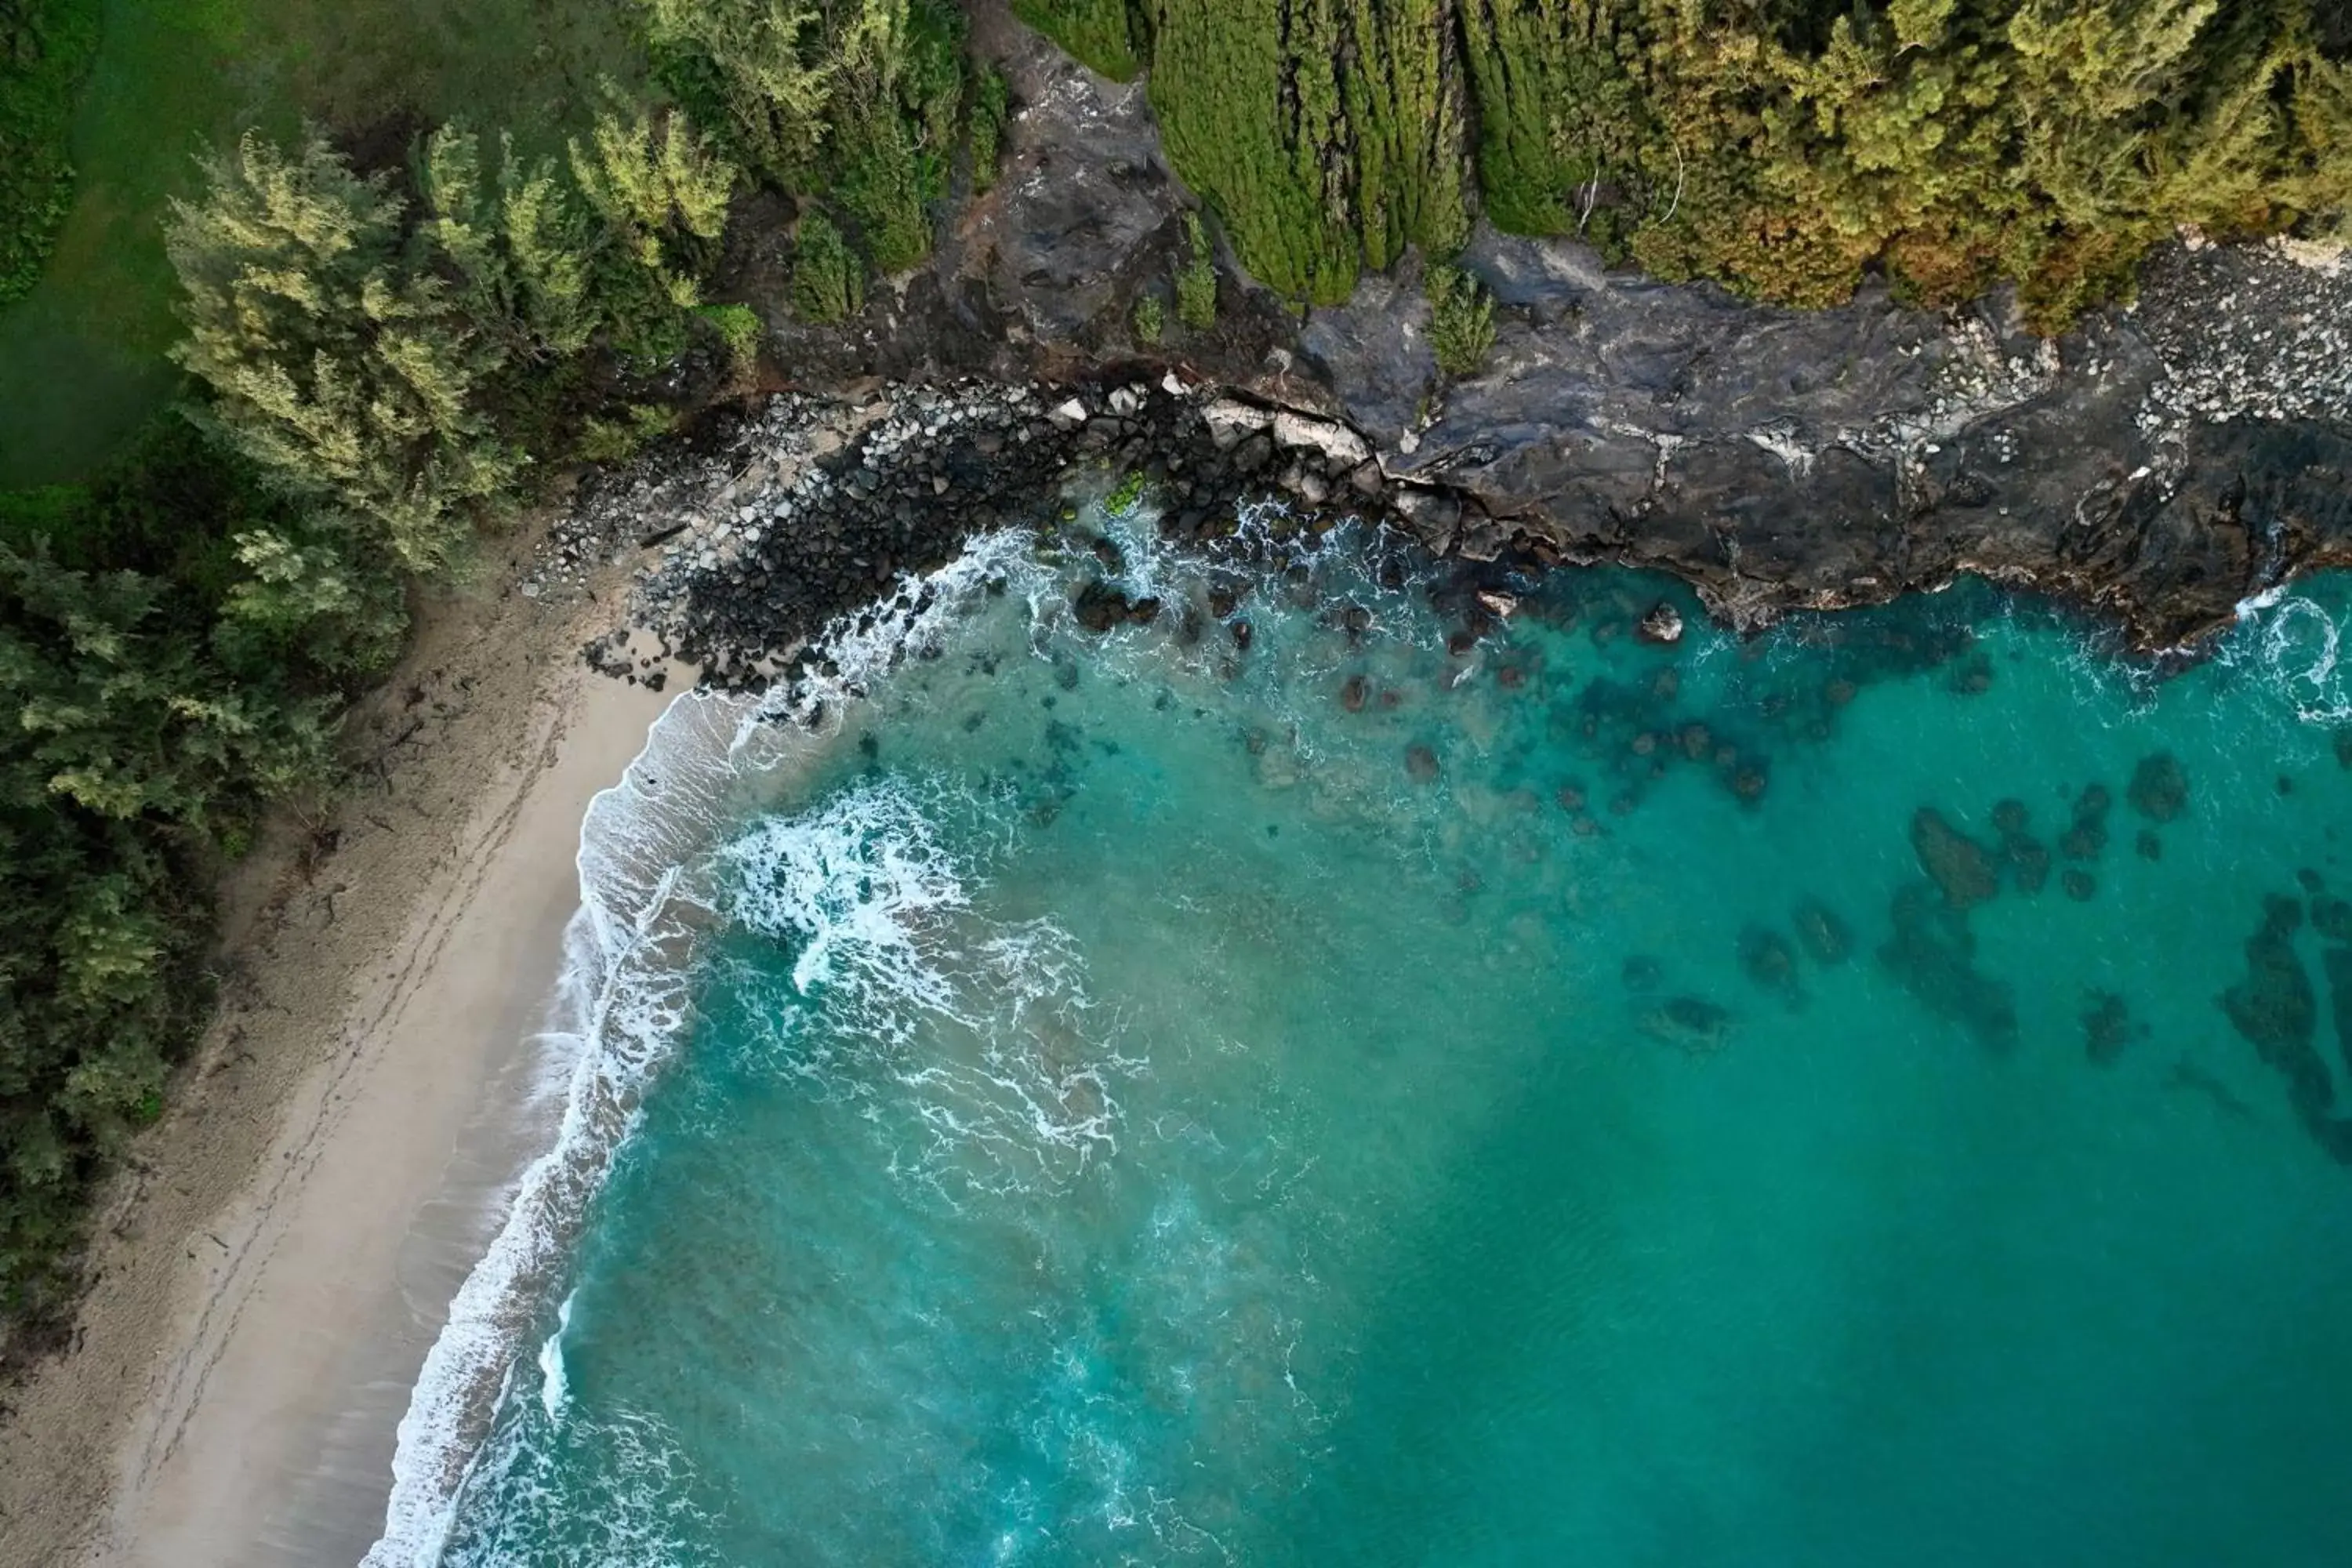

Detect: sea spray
[361, 529, 1058, 1568]
[381, 500, 2352, 1565]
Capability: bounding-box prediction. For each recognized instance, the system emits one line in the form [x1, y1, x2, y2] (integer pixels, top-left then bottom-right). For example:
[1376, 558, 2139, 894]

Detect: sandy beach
[0, 521, 677, 1568]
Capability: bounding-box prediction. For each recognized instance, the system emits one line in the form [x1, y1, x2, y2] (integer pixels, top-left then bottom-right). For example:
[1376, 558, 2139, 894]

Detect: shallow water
[408, 503, 2352, 1568]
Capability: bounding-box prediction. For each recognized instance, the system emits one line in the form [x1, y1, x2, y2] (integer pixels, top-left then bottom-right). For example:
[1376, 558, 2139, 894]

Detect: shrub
[789, 209, 864, 322]
[697, 301, 764, 382]
[1426, 263, 1495, 379]
[1175, 212, 1218, 330]
[1132, 292, 1164, 345]
[968, 65, 1011, 194]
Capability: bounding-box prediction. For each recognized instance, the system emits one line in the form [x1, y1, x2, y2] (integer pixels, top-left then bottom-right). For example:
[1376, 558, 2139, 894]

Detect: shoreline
[0, 517, 684, 1568]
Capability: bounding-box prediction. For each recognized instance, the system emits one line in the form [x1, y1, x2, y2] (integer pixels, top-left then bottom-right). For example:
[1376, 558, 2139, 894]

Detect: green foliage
[968, 64, 1011, 194]
[1175, 211, 1218, 329]
[422, 125, 601, 360]
[1144, 0, 1360, 303]
[577, 401, 680, 462]
[697, 301, 766, 380]
[166, 130, 517, 573]
[1426, 263, 1496, 376]
[0, 0, 100, 307]
[568, 96, 738, 310]
[790, 209, 865, 321]
[1459, 0, 2352, 325]
[1011, 0, 1142, 81]
[1132, 291, 1165, 344]
[1044, 0, 2352, 328]
[638, 0, 967, 274]
[0, 423, 399, 1320]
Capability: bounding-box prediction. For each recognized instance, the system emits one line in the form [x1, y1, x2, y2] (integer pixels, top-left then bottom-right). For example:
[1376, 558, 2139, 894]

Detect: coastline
[0, 517, 683, 1568]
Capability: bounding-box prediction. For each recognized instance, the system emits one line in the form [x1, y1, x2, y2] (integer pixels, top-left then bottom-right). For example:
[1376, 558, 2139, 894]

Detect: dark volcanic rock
[685, 25, 2352, 659]
[2128, 753, 2190, 822]
[1911, 808, 2000, 909]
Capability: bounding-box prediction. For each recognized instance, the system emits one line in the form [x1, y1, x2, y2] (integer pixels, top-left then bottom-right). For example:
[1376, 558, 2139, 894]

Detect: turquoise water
[411, 506, 2352, 1567]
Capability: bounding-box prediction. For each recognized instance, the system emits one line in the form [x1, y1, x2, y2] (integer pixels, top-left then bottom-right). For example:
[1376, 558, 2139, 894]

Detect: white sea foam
[535, 1291, 574, 1424]
[360, 530, 1052, 1568]
[2217, 586, 2352, 724]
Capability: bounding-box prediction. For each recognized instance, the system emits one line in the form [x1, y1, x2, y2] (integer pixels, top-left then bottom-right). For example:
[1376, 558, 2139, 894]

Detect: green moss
[1011, 0, 1142, 82]
[791, 209, 865, 323]
[697, 301, 764, 379]
[1426, 263, 1495, 378]
[968, 64, 1011, 194]
[1175, 211, 1218, 329]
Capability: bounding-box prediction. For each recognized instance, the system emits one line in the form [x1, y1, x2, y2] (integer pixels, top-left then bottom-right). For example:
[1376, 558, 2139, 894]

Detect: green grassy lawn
[0, 0, 643, 486]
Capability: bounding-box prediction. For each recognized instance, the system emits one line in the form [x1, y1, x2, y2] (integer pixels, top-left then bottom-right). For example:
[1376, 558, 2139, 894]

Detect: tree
[166, 130, 515, 572]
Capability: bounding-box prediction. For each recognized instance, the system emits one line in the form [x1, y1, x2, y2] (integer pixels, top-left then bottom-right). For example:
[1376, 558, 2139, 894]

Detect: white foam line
[358, 531, 1047, 1568]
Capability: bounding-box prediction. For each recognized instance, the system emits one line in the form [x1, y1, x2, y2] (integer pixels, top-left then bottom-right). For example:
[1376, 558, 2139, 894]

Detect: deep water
[416, 503, 2352, 1568]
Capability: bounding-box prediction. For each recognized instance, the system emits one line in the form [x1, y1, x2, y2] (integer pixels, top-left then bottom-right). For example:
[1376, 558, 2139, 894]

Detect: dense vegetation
[1, 0, 1012, 1331]
[1029, 0, 2352, 322]
[0, 0, 99, 307]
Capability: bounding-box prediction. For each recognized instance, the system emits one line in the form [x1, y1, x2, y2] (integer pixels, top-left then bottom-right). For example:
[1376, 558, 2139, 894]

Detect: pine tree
[167, 130, 515, 572]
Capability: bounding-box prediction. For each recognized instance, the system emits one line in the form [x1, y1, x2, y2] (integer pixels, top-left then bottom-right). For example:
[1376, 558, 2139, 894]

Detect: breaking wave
[361, 531, 1049, 1567]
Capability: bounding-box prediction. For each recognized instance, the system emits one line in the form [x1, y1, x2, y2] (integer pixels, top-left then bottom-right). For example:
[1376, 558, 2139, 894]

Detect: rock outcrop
[716, 16, 2352, 655]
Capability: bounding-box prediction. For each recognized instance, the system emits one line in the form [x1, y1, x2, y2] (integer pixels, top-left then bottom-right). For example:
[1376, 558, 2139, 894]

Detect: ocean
[366, 495, 2352, 1567]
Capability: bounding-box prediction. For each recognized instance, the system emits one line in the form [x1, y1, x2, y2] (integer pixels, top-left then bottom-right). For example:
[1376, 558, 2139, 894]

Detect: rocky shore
[568, 7, 2352, 670]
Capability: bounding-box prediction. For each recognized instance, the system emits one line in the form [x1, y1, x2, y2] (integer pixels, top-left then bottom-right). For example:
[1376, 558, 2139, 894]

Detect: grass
[0, 0, 644, 487]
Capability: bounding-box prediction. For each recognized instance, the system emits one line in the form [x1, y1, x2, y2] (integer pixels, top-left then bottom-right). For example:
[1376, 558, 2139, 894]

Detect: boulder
[1636, 603, 1685, 644]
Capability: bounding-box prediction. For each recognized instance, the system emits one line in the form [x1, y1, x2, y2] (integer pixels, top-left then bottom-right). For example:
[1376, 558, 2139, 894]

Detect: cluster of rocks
[1888, 753, 2194, 1054]
[2137, 240, 2352, 440]
[2221, 876, 2352, 1166]
[554, 378, 1457, 692]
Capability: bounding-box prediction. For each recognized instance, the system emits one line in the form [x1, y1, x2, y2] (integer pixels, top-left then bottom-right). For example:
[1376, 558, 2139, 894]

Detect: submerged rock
[2063, 869, 2097, 901]
[1639, 996, 1733, 1055]
[1622, 954, 1664, 991]
[2313, 896, 2352, 943]
[2082, 990, 2140, 1065]
[2220, 895, 2328, 1116]
[1792, 899, 1853, 966]
[2328, 945, 2352, 1082]
[1405, 743, 1441, 783]
[1878, 882, 2018, 1052]
[1341, 673, 1369, 712]
[1738, 924, 1803, 1004]
[2060, 785, 2112, 861]
[1911, 808, 2000, 909]
[2128, 753, 2190, 822]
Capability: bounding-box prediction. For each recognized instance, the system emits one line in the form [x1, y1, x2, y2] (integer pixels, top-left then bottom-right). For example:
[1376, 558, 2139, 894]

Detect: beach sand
[0, 524, 677, 1568]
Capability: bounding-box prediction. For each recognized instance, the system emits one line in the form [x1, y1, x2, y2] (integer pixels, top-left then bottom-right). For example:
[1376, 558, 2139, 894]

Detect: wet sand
[0, 533, 681, 1568]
